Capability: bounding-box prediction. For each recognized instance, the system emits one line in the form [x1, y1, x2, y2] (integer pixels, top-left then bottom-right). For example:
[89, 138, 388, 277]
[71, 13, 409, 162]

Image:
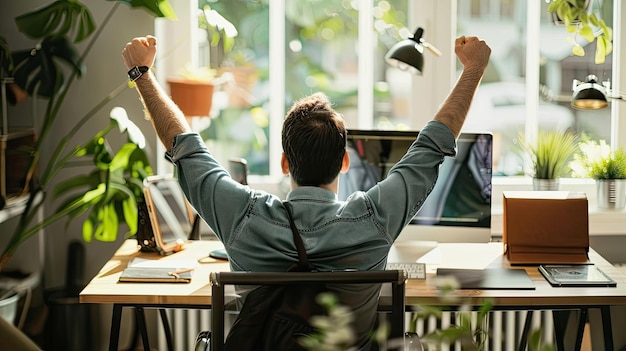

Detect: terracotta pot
[7, 83, 28, 105]
[167, 78, 215, 117]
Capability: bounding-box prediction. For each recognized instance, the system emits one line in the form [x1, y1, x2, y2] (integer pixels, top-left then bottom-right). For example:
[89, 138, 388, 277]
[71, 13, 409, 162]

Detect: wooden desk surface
[80, 240, 626, 308]
[80, 240, 230, 306]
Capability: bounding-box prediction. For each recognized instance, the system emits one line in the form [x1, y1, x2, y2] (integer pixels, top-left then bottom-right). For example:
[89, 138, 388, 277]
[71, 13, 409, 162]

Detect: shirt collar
[286, 186, 338, 202]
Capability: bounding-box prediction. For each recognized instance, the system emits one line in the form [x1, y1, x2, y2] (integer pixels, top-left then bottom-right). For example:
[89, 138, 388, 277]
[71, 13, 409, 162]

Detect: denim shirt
[168, 120, 456, 272]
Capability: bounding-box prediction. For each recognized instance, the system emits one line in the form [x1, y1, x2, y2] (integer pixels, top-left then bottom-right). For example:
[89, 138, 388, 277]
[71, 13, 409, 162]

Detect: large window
[164, 0, 623, 181]
[194, 0, 409, 176]
[458, 0, 613, 176]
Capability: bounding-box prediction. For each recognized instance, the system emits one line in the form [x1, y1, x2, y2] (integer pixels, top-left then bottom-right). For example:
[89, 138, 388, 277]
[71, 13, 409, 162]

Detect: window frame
[155, 0, 626, 183]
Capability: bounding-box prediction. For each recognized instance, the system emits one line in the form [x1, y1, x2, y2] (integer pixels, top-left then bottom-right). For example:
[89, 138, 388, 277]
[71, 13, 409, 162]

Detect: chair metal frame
[209, 270, 407, 351]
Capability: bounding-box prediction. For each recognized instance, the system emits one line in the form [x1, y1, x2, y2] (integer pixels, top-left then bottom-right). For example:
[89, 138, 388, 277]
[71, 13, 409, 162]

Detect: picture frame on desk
[142, 175, 196, 255]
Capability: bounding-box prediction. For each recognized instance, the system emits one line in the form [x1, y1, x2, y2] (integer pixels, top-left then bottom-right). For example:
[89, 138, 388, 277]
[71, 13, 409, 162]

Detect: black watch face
[129, 67, 142, 81]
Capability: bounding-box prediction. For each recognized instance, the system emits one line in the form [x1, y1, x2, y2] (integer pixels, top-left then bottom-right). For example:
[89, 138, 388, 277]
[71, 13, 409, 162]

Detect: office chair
[204, 270, 407, 351]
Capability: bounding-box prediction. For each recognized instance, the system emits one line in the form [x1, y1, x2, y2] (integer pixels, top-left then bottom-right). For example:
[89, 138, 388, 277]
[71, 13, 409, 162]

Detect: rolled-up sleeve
[166, 133, 252, 242]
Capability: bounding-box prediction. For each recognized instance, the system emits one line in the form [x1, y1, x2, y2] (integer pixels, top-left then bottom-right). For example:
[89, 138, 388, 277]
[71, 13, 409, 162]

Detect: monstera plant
[0, 0, 177, 269]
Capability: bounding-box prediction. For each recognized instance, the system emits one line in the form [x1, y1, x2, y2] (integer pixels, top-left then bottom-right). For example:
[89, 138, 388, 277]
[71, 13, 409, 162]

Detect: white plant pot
[533, 178, 560, 191]
[596, 179, 626, 209]
[0, 291, 19, 324]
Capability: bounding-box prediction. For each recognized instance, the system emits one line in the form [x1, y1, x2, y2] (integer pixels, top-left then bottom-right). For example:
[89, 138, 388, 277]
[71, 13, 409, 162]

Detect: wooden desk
[406, 242, 626, 308]
[80, 240, 626, 351]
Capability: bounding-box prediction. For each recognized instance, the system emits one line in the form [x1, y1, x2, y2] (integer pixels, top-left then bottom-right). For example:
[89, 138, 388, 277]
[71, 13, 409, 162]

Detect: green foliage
[571, 140, 626, 179]
[299, 292, 357, 351]
[528, 329, 558, 351]
[414, 294, 493, 351]
[547, 0, 613, 64]
[520, 130, 579, 179]
[301, 286, 557, 351]
[0, 0, 174, 269]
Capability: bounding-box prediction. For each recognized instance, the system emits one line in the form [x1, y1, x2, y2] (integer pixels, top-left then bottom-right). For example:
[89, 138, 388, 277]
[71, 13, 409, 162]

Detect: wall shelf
[0, 193, 40, 224]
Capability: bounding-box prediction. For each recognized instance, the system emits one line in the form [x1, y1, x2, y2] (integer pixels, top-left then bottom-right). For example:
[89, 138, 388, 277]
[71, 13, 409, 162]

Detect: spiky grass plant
[521, 130, 579, 179]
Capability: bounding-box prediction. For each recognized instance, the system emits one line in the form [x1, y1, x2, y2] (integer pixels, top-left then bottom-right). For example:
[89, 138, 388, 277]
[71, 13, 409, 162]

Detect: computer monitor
[338, 130, 493, 243]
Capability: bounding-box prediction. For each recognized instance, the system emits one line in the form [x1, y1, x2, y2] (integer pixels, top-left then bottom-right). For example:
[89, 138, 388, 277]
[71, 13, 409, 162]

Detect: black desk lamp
[384, 27, 441, 75]
[571, 74, 624, 110]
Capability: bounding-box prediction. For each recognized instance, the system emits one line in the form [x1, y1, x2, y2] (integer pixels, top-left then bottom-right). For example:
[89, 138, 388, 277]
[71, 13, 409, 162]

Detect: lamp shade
[385, 27, 427, 75]
[571, 75, 609, 110]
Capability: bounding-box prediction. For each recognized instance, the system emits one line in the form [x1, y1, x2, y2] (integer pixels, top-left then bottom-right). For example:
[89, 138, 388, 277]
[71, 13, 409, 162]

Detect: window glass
[458, 0, 613, 176]
[196, 0, 408, 176]
[195, 0, 614, 178]
[197, 0, 271, 175]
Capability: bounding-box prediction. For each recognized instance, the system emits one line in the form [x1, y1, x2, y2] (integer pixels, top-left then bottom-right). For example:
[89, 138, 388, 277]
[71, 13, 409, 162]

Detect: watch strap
[128, 66, 150, 81]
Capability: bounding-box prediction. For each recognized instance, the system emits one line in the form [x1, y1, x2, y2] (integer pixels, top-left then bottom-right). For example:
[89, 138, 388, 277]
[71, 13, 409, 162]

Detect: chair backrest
[209, 270, 407, 351]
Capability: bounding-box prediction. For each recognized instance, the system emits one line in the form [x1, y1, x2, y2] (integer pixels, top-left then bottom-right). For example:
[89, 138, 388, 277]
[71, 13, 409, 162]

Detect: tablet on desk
[143, 175, 195, 255]
[539, 264, 617, 287]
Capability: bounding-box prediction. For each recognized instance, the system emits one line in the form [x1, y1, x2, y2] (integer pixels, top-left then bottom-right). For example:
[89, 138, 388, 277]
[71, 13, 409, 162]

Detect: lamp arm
[422, 42, 442, 57]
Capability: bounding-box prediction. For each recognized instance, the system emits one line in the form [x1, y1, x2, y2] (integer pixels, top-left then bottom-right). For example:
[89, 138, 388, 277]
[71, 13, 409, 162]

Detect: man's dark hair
[282, 92, 347, 186]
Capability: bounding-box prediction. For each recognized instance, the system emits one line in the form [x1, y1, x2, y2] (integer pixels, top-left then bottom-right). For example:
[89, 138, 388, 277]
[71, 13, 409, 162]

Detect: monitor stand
[387, 241, 438, 264]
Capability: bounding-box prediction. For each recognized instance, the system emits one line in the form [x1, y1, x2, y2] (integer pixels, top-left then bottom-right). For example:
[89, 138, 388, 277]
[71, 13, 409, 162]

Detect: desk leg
[517, 310, 533, 351]
[553, 309, 583, 351]
[574, 308, 588, 350]
[601, 306, 614, 351]
[159, 308, 175, 351]
[109, 304, 122, 351]
[135, 306, 151, 351]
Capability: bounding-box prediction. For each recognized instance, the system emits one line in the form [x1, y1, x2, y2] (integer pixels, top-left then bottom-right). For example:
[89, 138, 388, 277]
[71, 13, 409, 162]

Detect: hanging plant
[547, 0, 613, 64]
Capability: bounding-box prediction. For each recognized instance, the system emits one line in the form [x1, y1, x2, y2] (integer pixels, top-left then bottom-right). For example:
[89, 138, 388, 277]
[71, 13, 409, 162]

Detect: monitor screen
[338, 130, 493, 243]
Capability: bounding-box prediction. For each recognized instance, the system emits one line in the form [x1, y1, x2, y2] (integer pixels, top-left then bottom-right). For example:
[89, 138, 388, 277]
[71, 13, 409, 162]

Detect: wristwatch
[128, 66, 150, 81]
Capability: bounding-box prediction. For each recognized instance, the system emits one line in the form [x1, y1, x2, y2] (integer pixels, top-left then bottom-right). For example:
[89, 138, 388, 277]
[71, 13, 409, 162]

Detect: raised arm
[434, 35, 491, 137]
[121, 35, 191, 152]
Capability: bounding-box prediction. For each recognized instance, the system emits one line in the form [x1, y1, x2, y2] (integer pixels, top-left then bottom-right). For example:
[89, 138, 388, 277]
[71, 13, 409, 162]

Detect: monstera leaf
[11, 37, 84, 98]
[15, 0, 96, 43]
[10, 0, 176, 99]
[112, 0, 177, 20]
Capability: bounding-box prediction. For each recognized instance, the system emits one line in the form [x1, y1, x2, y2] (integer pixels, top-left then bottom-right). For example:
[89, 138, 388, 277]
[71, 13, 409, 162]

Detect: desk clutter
[503, 191, 589, 265]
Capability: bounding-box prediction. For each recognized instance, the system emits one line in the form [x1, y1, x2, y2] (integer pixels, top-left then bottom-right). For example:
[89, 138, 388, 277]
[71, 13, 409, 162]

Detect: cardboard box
[503, 191, 589, 264]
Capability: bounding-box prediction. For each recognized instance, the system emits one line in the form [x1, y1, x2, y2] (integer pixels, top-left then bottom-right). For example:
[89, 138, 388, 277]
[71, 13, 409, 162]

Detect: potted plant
[520, 130, 579, 191]
[199, 3, 259, 108]
[167, 64, 217, 118]
[571, 139, 626, 209]
[0, 0, 176, 270]
[547, 0, 613, 64]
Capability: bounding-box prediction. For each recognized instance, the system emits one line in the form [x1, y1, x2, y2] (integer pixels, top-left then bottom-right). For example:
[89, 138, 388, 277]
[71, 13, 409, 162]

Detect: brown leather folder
[503, 191, 589, 264]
